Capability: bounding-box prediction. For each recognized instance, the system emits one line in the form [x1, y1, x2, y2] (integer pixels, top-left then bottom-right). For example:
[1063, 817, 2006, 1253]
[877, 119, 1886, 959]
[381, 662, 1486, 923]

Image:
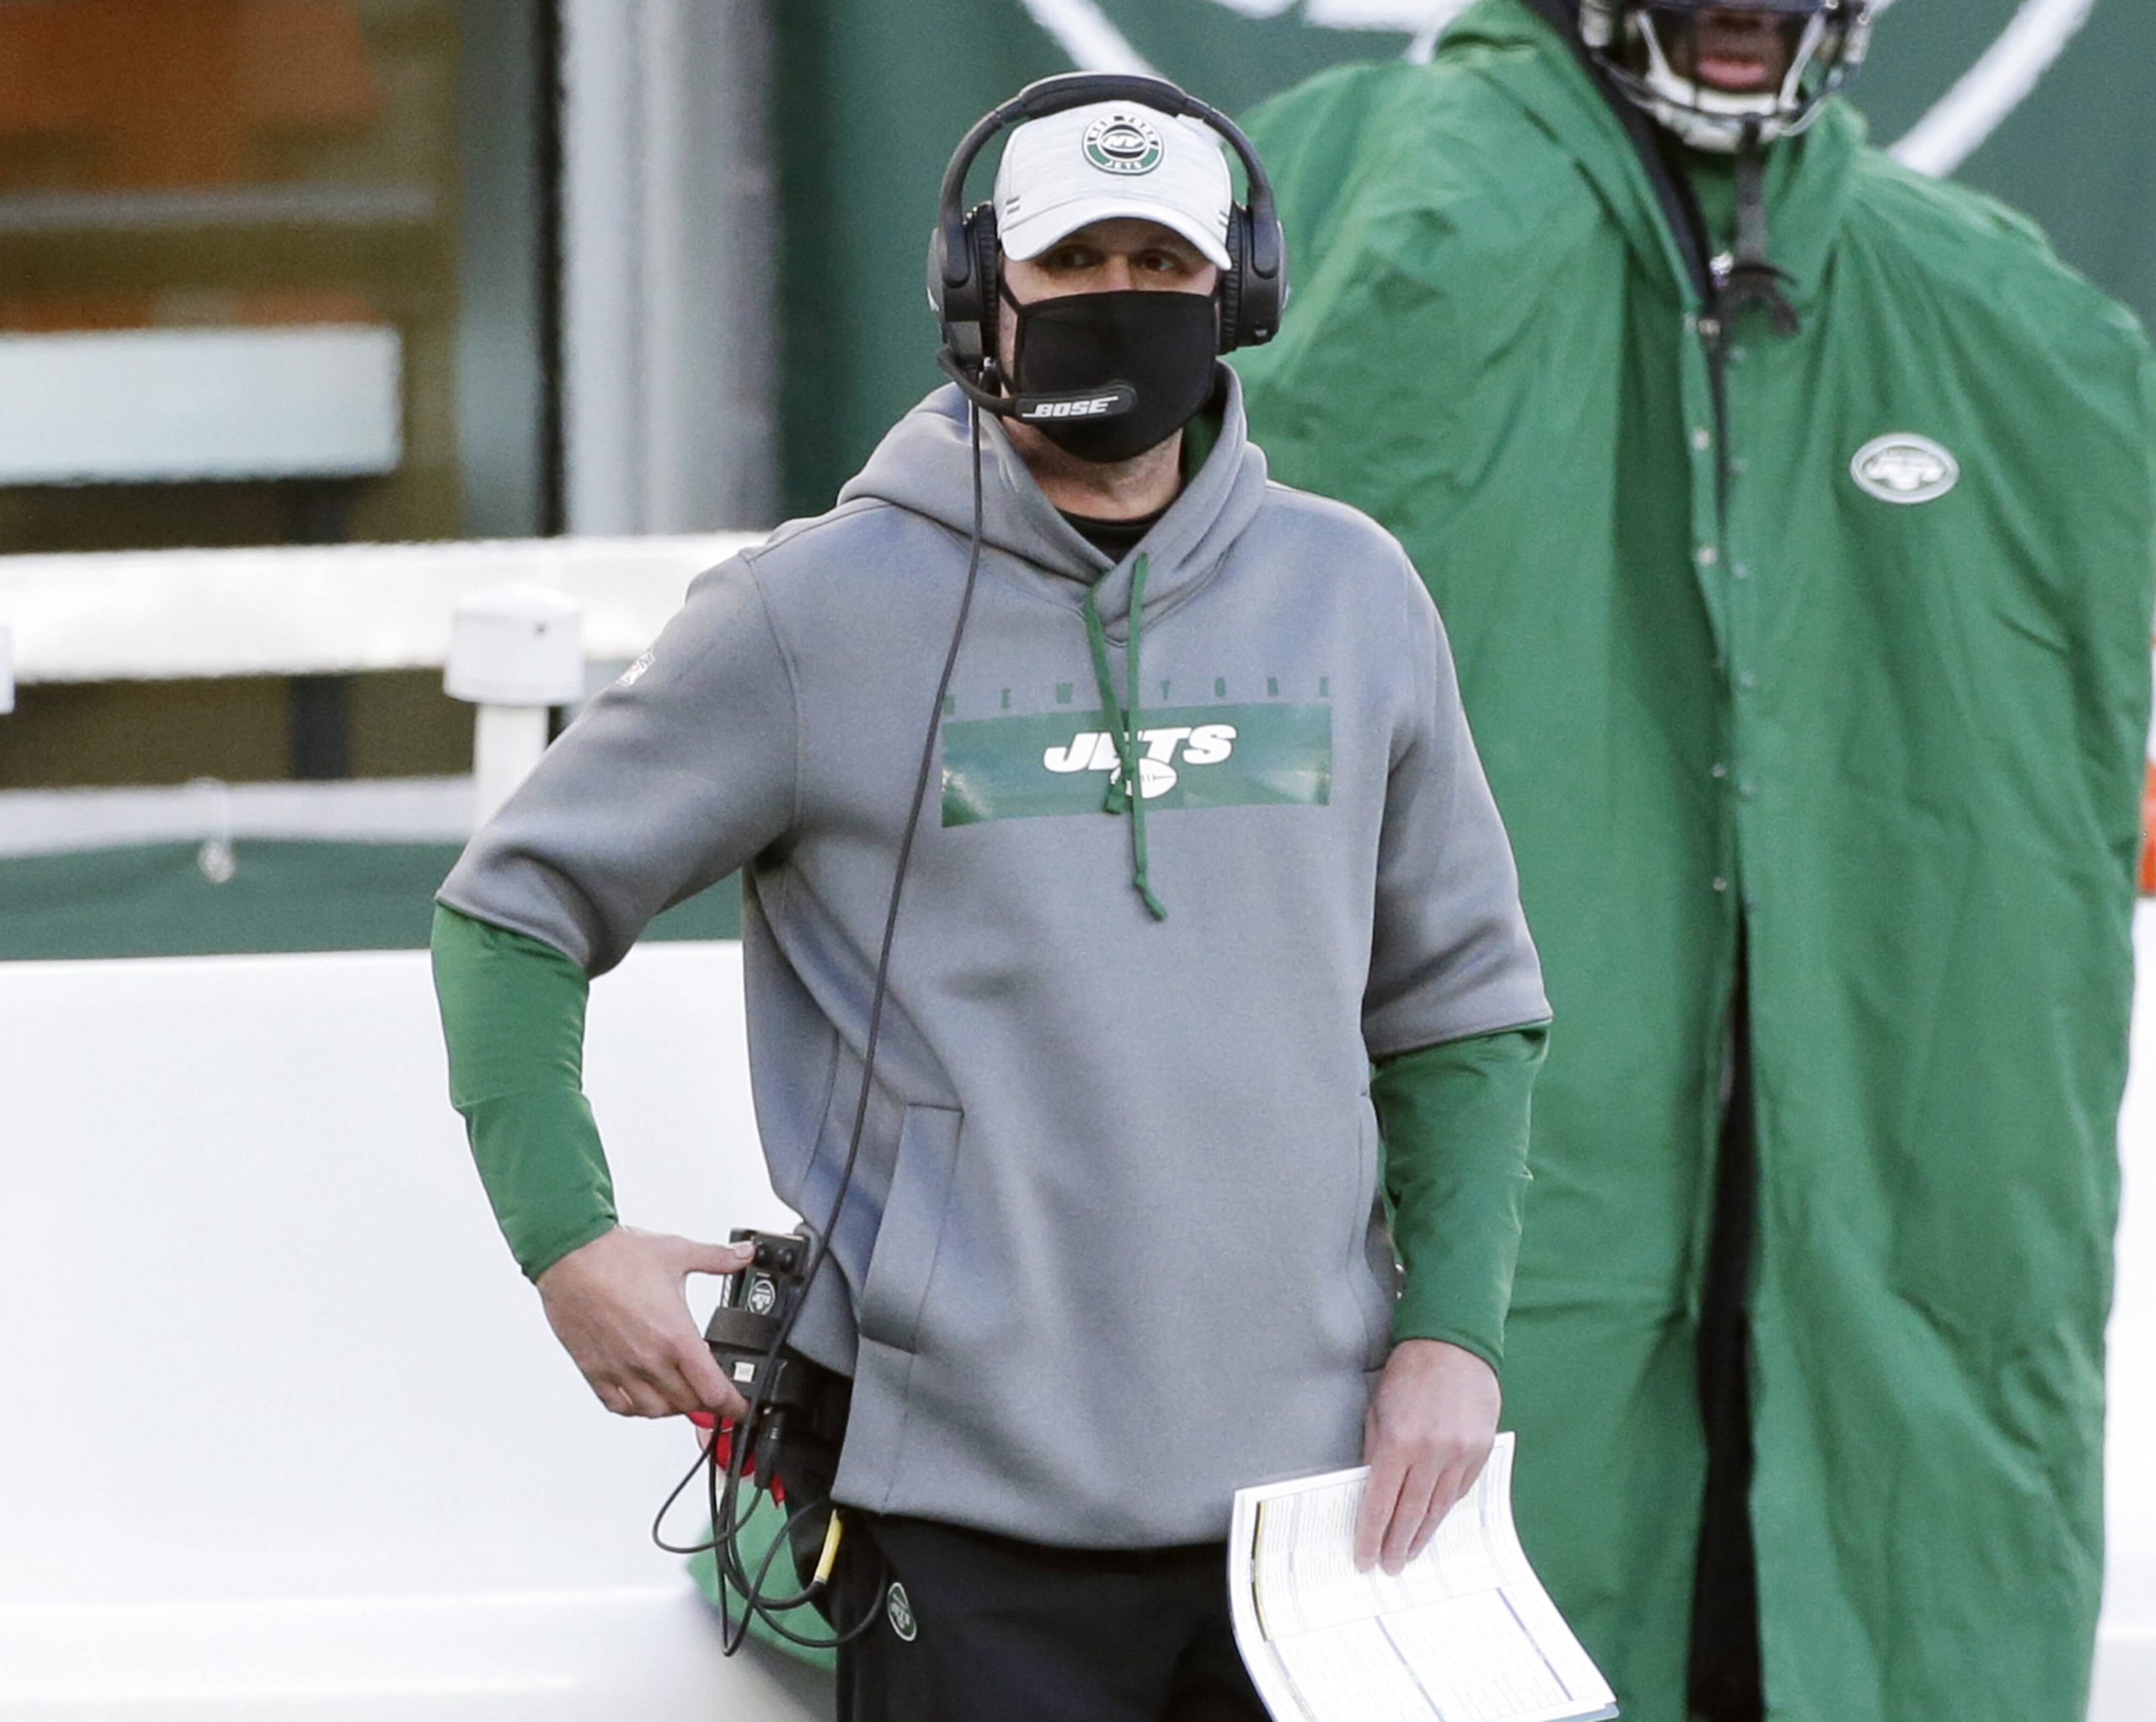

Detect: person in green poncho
[1236, 5, 2156, 1721]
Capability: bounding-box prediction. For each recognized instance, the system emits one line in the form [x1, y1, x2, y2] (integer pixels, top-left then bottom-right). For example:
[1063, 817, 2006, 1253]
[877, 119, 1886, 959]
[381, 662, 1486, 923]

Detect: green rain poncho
[1236, 4, 2156, 1719]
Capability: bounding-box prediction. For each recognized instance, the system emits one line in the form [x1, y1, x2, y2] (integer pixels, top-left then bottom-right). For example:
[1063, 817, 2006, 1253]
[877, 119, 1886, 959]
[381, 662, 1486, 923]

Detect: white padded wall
[0, 941, 822, 1719]
[0, 913, 2148, 1718]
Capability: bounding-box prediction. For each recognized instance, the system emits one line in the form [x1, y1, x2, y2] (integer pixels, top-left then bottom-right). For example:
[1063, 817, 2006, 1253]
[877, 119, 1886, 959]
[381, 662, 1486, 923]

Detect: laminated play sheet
[1229, 1435, 1617, 1722]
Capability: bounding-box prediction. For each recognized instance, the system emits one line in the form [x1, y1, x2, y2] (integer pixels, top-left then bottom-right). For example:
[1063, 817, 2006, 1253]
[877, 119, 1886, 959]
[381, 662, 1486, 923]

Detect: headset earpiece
[1219, 207, 1249, 355]
[970, 204, 1002, 371]
[1222, 202, 1286, 352]
[929, 200, 1006, 371]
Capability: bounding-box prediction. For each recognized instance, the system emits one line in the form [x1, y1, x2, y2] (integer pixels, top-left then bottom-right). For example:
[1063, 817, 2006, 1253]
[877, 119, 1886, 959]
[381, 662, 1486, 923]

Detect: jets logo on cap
[1850, 434, 1960, 506]
[1083, 113, 1163, 176]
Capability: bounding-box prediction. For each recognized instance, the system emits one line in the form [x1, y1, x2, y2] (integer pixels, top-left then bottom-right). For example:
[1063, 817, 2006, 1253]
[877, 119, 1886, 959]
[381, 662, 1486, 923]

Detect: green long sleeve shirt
[433, 903, 1546, 1372]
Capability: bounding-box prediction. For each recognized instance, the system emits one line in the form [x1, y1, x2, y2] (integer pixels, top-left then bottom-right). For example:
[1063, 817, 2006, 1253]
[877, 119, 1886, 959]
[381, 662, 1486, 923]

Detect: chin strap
[1716, 124, 1801, 337]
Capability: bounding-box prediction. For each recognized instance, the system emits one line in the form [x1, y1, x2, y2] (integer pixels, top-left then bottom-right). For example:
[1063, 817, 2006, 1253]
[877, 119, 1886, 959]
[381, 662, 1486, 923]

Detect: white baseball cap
[993, 99, 1234, 270]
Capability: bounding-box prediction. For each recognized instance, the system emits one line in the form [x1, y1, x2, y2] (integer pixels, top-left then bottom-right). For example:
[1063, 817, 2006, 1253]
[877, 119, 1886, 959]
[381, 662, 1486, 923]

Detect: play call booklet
[1229, 1434, 1617, 1722]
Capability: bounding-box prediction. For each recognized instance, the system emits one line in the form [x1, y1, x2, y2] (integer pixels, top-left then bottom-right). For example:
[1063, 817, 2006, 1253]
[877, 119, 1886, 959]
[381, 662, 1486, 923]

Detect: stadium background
[3, 0, 2148, 961]
[0, 4, 2151, 1718]
[6, 0, 2152, 961]
[777, 0, 2156, 515]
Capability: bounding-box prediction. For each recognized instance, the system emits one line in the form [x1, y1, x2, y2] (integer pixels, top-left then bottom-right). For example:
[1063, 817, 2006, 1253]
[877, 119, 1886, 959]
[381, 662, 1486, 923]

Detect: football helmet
[1579, 0, 1874, 152]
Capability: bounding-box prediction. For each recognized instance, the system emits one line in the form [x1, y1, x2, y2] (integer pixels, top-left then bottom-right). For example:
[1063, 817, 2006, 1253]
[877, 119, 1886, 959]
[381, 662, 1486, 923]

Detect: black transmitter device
[703, 1229, 821, 1479]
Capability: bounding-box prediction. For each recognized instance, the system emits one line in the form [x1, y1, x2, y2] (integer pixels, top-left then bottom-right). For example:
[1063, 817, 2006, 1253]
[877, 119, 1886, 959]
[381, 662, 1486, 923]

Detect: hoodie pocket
[857, 1102, 963, 1355]
[1351, 1092, 1399, 1367]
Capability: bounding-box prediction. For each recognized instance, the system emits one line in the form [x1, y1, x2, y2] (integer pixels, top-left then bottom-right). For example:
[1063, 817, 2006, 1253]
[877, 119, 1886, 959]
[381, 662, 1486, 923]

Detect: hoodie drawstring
[1081, 552, 1168, 921]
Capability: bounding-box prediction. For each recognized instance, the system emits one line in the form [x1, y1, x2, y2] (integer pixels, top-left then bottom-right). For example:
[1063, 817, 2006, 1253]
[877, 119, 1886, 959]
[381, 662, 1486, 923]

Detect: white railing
[0, 533, 762, 850]
[0, 533, 757, 686]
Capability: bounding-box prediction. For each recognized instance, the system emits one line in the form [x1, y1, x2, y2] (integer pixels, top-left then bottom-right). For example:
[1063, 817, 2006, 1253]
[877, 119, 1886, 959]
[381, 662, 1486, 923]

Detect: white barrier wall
[0, 941, 822, 1721]
[0, 914, 2150, 1719]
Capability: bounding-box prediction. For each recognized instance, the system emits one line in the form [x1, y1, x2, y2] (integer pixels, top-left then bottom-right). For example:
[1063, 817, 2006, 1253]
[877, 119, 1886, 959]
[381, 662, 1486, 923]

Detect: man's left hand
[1355, 1338, 1502, 1574]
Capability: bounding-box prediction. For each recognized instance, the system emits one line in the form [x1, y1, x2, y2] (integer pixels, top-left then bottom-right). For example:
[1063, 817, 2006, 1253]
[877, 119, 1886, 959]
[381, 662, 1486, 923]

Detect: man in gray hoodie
[433, 76, 1550, 1721]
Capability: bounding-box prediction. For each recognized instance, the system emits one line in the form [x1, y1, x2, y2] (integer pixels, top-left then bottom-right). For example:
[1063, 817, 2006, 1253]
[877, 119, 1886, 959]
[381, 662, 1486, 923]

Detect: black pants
[830, 1512, 1267, 1722]
[1688, 972, 1764, 1722]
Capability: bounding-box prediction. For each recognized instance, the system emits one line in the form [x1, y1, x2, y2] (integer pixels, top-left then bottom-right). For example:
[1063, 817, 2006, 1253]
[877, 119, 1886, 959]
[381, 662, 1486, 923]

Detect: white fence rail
[0, 534, 762, 852]
[0, 534, 756, 686]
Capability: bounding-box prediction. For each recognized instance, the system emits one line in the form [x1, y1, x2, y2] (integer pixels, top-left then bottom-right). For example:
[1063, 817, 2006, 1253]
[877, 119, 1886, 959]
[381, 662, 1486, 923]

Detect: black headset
[927, 72, 1289, 397]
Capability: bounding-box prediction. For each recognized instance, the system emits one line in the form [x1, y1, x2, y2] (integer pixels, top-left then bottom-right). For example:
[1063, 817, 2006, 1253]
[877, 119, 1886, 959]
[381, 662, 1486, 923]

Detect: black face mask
[1004, 286, 1219, 464]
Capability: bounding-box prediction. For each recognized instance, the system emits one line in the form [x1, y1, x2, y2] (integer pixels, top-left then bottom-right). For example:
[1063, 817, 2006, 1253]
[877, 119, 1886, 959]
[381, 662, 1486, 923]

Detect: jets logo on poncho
[1851, 434, 1960, 505]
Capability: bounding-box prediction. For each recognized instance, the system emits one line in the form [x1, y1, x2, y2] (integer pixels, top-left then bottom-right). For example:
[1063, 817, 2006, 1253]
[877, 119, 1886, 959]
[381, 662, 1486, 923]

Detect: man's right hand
[534, 1224, 756, 1421]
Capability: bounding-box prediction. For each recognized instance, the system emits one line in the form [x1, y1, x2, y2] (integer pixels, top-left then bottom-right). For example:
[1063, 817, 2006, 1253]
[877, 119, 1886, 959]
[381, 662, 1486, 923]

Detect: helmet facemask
[1580, 0, 1873, 152]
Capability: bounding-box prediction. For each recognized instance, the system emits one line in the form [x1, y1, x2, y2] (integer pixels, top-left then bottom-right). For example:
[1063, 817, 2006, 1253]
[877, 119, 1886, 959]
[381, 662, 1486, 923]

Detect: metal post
[445, 585, 585, 826]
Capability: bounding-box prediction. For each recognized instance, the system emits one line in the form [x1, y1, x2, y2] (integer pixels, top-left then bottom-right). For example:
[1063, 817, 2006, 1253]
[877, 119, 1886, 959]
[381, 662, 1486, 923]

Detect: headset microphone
[933, 349, 1138, 424]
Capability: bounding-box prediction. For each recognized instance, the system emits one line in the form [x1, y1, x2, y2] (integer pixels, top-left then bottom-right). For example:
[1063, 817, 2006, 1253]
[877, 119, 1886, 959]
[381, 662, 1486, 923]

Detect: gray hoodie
[439, 372, 1547, 1545]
